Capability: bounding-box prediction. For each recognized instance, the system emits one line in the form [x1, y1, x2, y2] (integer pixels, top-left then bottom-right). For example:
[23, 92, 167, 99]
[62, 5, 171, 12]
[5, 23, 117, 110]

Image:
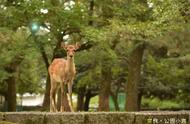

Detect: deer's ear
[61, 42, 67, 50]
[75, 42, 80, 50]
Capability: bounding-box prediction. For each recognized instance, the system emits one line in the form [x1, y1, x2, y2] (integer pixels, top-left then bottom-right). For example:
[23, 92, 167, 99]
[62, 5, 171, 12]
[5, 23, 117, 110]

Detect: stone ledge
[0, 111, 189, 124]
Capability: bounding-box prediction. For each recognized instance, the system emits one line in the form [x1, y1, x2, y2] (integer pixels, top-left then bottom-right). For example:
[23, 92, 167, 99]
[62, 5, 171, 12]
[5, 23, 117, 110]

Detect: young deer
[49, 43, 80, 112]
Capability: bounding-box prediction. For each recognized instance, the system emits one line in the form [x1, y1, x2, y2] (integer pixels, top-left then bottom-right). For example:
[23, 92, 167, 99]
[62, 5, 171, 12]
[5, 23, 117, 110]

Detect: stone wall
[0, 111, 189, 124]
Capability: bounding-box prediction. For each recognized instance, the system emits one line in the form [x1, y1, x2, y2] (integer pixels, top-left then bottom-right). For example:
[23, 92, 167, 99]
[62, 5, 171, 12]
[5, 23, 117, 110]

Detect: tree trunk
[77, 87, 85, 111]
[89, 0, 94, 25]
[50, 0, 60, 6]
[110, 91, 120, 111]
[42, 74, 50, 108]
[32, 33, 51, 109]
[137, 92, 142, 110]
[84, 90, 92, 111]
[62, 90, 71, 112]
[98, 66, 111, 111]
[125, 43, 145, 111]
[6, 76, 16, 112]
[4, 56, 23, 112]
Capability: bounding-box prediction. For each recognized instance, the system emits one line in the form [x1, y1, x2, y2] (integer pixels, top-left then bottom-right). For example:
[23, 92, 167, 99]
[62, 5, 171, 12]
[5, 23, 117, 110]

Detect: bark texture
[125, 43, 145, 111]
[98, 66, 111, 111]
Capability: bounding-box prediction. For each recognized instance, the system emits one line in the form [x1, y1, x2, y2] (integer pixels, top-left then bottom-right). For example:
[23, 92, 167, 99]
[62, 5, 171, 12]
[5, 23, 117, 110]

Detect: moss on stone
[0, 121, 18, 124]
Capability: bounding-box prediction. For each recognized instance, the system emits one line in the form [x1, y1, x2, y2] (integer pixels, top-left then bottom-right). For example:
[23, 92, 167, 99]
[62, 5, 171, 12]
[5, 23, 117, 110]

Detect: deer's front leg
[67, 81, 74, 112]
[50, 79, 58, 112]
[60, 82, 65, 112]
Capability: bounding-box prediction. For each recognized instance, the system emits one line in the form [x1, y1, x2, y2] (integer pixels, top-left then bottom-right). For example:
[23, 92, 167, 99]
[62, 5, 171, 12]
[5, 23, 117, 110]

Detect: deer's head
[61, 43, 80, 58]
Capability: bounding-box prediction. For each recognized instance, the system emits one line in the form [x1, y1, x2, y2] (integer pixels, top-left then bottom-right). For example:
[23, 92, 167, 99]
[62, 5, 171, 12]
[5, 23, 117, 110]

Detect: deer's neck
[66, 56, 75, 72]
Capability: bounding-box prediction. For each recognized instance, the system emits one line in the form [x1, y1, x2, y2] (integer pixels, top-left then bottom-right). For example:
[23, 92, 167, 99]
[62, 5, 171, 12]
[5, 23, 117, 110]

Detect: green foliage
[0, 29, 27, 81]
[17, 52, 45, 95]
[0, 27, 45, 95]
[143, 53, 190, 105]
[142, 97, 183, 109]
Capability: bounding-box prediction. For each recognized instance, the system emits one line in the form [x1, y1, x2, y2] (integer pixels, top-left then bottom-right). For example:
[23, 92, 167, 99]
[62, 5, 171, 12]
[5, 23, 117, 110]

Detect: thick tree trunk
[84, 90, 92, 111]
[98, 66, 111, 111]
[6, 76, 16, 111]
[98, 82, 110, 111]
[4, 56, 23, 112]
[77, 87, 85, 111]
[125, 43, 145, 111]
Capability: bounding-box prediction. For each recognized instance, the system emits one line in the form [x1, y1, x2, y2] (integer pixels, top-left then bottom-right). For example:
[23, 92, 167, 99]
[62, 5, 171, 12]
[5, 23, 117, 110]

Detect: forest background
[0, 0, 190, 112]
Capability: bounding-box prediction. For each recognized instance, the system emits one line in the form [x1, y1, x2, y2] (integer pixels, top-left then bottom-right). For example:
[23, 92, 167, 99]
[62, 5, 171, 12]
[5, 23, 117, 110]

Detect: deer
[49, 42, 80, 112]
